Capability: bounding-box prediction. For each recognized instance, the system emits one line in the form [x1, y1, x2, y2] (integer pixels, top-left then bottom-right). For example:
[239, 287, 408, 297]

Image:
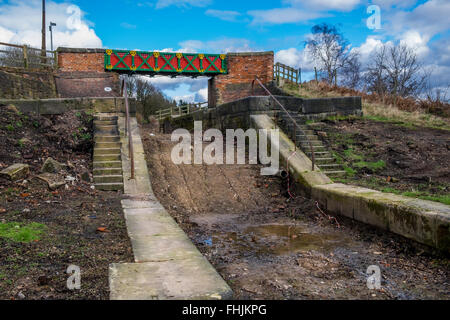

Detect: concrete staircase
[93, 114, 124, 191]
[278, 111, 346, 177]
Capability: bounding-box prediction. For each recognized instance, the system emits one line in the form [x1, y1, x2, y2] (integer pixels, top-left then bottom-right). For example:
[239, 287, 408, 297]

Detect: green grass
[0, 222, 46, 243]
[343, 148, 363, 161]
[380, 188, 450, 205]
[353, 160, 386, 171]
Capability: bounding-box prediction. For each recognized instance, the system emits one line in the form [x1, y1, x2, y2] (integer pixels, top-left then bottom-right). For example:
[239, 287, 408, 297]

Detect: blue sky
[0, 0, 448, 102]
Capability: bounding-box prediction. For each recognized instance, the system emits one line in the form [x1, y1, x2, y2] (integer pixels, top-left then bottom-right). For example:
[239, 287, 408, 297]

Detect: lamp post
[49, 22, 56, 51]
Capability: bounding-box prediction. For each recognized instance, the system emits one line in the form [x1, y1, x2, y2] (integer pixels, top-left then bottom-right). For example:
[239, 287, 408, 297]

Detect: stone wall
[56, 48, 120, 98]
[208, 52, 274, 107]
[0, 67, 57, 99]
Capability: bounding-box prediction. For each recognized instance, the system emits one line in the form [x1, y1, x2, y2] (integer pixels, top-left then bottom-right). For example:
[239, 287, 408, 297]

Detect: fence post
[22, 45, 29, 69]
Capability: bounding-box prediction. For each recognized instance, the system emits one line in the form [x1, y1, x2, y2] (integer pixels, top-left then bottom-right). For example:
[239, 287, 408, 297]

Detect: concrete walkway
[109, 116, 232, 300]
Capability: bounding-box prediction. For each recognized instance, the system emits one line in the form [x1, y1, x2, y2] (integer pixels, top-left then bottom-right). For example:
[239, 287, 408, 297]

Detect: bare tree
[365, 43, 427, 98]
[305, 23, 358, 86]
[340, 52, 361, 89]
[126, 76, 176, 122]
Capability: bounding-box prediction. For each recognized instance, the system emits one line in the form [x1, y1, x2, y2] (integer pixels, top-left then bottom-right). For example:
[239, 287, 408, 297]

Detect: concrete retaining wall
[0, 97, 137, 115]
[250, 114, 450, 253]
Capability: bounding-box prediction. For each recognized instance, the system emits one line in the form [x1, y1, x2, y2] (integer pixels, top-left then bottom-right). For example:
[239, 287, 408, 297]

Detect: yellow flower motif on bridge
[106, 64, 113, 70]
[130, 66, 137, 71]
[106, 49, 113, 56]
[130, 51, 137, 56]
[176, 53, 183, 59]
[220, 68, 225, 73]
[199, 68, 205, 73]
[176, 68, 183, 72]
[198, 54, 204, 60]
[220, 54, 226, 60]
[154, 67, 160, 72]
[153, 52, 160, 58]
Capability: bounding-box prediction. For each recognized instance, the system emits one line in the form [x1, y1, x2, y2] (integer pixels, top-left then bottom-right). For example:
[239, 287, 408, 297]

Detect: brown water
[213, 224, 349, 255]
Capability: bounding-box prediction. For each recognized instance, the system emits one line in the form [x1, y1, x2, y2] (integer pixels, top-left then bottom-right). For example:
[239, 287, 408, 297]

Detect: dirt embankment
[0, 107, 133, 300]
[141, 124, 449, 300]
[312, 118, 450, 203]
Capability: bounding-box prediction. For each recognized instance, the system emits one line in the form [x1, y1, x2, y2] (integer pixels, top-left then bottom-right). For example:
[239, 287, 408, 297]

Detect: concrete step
[95, 129, 119, 135]
[95, 124, 118, 131]
[306, 151, 331, 156]
[95, 182, 124, 191]
[94, 148, 121, 155]
[93, 161, 123, 169]
[296, 134, 319, 141]
[94, 120, 117, 126]
[315, 157, 335, 163]
[94, 154, 121, 162]
[95, 142, 121, 149]
[318, 164, 342, 168]
[300, 141, 323, 146]
[94, 168, 123, 176]
[94, 175, 123, 184]
[322, 170, 346, 176]
[94, 115, 118, 121]
[95, 135, 120, 143]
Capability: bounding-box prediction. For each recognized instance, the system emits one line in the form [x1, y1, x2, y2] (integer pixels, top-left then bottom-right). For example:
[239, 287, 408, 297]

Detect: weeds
[0, 222, 46, 243]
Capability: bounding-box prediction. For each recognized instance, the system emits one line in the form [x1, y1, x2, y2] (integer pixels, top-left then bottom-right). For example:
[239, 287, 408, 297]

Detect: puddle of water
[213, 224, 348, 255]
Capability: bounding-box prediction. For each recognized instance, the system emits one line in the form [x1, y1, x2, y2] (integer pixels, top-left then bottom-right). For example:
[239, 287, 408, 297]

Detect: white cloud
[275, 48, 312, 70]
[386, 0, 450, 38]
[0, 0, 102, 49]
[205, 9, 241, 22]
[248, 8, 323, 25]
[399, 30, 430, 58]
[179, 38, 254, 53]
[0, 25, 15, 43]
[284, 0, 361, 12]
[155, 0, 211, 9]
[120, 22, 137, 29]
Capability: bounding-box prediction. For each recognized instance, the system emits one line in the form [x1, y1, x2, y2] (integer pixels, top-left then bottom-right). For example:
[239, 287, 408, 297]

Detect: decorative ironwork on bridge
[104, 49, 227, 76]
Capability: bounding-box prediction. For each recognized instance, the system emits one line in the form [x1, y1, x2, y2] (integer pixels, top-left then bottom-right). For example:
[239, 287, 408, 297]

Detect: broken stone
[6, 104, 19, 114]
[41, 158, 64, 173]
[80, 170, 91, 182]
[0, 163, 29, 181]
[34, 173, 66, 190]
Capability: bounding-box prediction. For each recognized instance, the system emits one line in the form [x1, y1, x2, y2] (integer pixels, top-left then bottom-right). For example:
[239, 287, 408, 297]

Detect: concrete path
[109, 116, 232, 300]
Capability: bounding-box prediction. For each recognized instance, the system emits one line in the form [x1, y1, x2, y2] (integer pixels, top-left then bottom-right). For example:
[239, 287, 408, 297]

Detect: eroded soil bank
[0, 108, 133, 299]
[311, 118, 450, 204]
[142, 124, 449, 300]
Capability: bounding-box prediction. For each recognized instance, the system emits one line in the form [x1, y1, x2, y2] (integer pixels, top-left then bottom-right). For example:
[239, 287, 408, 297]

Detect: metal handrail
[121, 77, 135, 180]
[252, 76, 315, 171]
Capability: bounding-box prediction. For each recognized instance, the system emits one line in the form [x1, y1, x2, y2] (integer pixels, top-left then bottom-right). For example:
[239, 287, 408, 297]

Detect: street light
[49, 22, 56, 52]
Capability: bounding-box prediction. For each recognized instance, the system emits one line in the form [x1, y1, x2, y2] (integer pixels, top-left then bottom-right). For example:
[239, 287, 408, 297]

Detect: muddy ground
[142, 124, 449, 300]
[0, 107, 133, 300]
[311, 118, 450, 202]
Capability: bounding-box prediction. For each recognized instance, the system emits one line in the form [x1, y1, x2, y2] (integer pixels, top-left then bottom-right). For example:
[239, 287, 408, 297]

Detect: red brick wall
[56, 48, 119, 97]
[209, 52, 274, 107]
[58, 49, 105, 73]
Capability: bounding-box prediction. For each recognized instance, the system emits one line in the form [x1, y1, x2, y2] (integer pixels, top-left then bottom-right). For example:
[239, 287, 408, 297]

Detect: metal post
[49, 22, 56, 52]
[122, 77, 135, 180]
[41, 0, 46, 65]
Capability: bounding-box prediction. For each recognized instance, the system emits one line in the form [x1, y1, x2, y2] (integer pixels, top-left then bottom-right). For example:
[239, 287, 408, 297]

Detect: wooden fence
[0, 42, 57, 69]
[157, 102, 208, 120]
[274, 62, 301, 85]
